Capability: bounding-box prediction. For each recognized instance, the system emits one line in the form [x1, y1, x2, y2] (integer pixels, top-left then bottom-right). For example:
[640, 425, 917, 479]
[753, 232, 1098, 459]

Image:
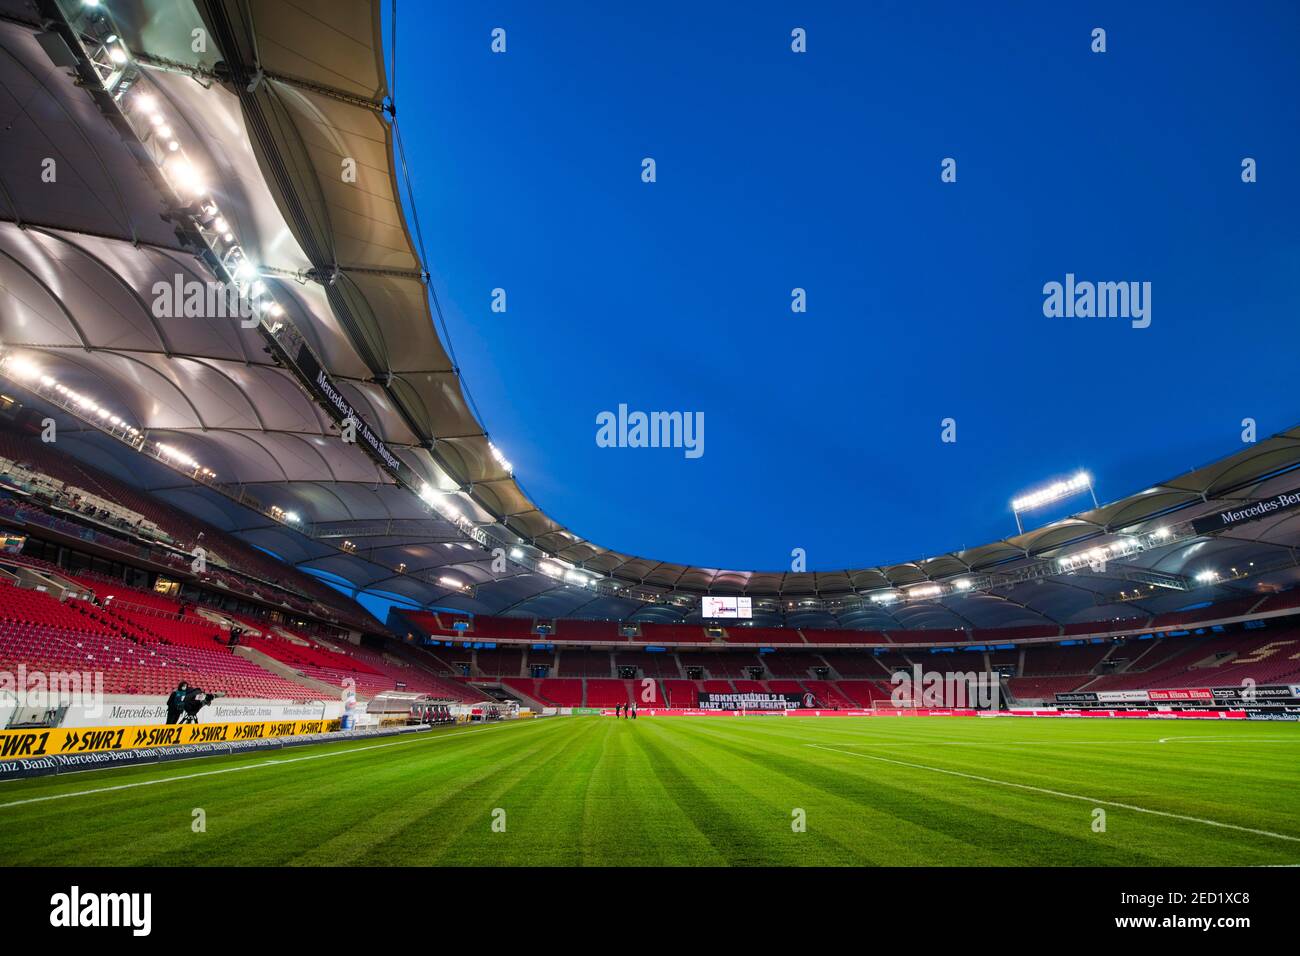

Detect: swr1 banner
[0, 719, 341, 761]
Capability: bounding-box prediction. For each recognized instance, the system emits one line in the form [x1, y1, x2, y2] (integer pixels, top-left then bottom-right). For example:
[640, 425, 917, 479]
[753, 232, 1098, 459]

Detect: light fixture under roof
[488, 442, 513, 474]
[165, 158, 206, 197]
[0, 353, 137, 442]
[4, 356, 41, 381]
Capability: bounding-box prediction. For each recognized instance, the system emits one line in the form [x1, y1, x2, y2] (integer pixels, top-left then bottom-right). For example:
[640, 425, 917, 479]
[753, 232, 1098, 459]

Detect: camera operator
[178, 686, 225, 724]
[165, 681, 189, 725]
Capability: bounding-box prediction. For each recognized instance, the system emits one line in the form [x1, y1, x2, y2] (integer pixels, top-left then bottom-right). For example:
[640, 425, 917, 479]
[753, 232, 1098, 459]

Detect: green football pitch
[1, 715, 1298, 866]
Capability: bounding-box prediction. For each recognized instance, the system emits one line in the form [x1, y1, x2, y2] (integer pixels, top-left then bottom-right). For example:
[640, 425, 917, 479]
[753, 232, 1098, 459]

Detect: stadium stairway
[3, 561, 87, 599]
[1070, 636, 1198, 692]
[497, 680, 548, 711]
[234, 644, 342, 697]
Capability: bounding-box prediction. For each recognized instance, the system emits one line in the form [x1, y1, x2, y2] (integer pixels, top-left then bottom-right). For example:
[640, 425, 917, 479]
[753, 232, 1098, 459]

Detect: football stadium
[0, 0, 1297, 935]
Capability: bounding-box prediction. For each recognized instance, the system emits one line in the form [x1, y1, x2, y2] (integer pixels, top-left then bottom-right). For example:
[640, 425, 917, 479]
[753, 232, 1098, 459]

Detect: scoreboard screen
[701, 596, 752, 619]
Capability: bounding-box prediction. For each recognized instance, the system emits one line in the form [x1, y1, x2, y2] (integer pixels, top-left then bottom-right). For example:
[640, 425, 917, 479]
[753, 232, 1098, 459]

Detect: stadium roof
[3, 0, 1300, 630]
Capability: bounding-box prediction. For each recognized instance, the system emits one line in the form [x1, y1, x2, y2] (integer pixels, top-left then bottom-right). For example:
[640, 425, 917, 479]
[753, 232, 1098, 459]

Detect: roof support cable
[388, 0, 397, 117]
[240, 0, 263, 79]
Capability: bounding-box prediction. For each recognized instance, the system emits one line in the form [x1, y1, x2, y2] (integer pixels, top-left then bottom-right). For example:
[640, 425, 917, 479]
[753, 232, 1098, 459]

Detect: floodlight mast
[1011, 471, 1098, 534]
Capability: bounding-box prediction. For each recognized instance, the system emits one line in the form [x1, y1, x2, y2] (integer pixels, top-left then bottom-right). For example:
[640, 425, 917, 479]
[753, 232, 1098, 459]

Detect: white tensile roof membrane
[1, 0, 1299, 629]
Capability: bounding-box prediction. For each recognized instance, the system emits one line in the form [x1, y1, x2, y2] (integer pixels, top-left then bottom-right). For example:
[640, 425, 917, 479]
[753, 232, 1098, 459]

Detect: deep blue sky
[387, 1, 1300, 572]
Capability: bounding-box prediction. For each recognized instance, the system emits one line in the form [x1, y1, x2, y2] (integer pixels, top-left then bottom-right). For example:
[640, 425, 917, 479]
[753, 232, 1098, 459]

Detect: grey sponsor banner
[61, 696, 341, 728]
[1056, 690, 1150, 704]
[1094, 690, 1153, 703]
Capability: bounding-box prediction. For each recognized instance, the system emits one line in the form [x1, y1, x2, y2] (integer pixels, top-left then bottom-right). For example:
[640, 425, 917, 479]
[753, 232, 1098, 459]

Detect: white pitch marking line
[790, 738, 1300, 747]
[758, 725, 1291, 749]
[805, 743, 1300, 844]
[0, 719, 553, 810]
[1157, 735, 1300, 744]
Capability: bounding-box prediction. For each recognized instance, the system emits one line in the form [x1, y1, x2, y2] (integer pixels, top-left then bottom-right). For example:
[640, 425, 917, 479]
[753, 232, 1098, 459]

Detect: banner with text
[696, 692, 809, 711]
[295, 344, 408, 482]
[0, 718, 340, 761]
[1191, 488, 1300, 535]
[1057, 685, 1300, 705]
